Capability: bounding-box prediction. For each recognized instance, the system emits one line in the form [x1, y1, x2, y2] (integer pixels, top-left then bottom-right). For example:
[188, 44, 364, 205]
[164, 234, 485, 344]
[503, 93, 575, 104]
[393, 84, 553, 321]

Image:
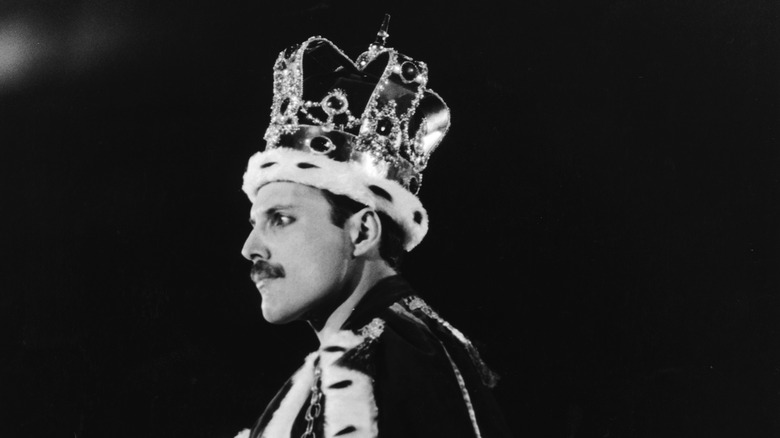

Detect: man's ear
[348, 208, 382, 257]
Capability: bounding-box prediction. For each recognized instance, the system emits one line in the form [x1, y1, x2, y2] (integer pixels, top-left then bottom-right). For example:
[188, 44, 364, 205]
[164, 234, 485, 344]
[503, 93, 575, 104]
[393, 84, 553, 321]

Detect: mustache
[250, 260, 285, 283]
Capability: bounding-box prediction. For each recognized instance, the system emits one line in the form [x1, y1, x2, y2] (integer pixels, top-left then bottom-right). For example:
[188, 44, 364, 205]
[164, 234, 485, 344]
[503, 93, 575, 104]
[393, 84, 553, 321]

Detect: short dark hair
[321, 190, 405, 269]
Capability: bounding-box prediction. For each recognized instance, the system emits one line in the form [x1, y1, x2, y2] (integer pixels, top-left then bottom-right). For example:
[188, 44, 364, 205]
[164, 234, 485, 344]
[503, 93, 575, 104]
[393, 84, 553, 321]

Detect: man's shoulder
[340, 296, 512, 437]
[377, 296, 444, 353]
[347, 295, 497, 386]
[328, 296, 443, 377]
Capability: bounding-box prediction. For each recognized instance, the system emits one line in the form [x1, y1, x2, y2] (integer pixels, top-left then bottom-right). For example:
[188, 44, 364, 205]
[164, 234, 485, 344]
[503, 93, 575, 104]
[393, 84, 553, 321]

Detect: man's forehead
[250, 181, 324, 213]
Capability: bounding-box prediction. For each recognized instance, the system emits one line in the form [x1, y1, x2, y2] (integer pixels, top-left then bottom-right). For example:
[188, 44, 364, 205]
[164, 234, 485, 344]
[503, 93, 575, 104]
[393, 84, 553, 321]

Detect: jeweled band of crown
[263, 31, 450, 194]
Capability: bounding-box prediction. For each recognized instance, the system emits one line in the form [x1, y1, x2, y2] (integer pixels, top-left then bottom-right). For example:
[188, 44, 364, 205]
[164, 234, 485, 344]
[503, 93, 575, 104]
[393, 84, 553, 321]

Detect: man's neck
[312, 260, 396, 345]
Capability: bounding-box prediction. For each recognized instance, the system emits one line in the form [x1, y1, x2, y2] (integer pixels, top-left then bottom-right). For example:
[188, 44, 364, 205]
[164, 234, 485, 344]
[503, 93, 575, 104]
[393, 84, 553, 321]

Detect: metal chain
[301, 362, 323, 438]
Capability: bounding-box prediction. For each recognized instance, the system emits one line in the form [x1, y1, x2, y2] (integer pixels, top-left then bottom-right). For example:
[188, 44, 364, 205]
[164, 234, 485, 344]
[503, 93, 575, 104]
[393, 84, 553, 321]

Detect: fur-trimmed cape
[242, 276, 512, 438]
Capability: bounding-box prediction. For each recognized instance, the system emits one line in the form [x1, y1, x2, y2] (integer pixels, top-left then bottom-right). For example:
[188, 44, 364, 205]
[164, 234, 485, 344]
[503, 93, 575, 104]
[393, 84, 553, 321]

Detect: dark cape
[248, 276, 512, 438]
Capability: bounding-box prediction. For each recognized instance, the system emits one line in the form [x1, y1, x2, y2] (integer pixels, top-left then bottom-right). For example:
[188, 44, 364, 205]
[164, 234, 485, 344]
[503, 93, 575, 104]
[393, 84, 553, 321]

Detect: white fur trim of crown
[242, 148, 429, 251]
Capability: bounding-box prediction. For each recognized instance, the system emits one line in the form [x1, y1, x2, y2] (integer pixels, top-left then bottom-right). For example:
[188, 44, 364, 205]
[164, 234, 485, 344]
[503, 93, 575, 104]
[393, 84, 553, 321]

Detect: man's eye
[270, 213, 293, 227]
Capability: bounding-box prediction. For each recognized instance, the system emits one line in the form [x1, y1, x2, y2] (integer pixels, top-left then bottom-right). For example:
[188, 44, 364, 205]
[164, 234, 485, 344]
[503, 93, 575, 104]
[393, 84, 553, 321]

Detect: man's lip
[251, 273, 276, 283]
[254, 278, 276, 290]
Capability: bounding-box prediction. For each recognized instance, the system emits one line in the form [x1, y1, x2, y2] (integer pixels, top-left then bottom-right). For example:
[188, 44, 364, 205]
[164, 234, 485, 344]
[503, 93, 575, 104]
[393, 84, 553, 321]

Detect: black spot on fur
[297, 162, 319, 169]
[334, 425, 357, 435]
[337, 342, 377, 376]
[328, 380, 353, 389]
[413, 211, 423, 224]
[323, 346, 347, 353]
[368, 185, 393, 202]
[260, 162, 277, 169]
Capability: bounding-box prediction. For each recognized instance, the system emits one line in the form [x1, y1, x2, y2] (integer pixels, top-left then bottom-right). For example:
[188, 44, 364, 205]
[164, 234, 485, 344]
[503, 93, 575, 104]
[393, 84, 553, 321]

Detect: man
[235, 20, 511, 438]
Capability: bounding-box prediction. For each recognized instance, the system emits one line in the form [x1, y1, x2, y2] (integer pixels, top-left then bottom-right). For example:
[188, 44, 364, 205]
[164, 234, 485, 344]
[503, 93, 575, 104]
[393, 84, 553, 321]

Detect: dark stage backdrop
[2, 1, 778, 437]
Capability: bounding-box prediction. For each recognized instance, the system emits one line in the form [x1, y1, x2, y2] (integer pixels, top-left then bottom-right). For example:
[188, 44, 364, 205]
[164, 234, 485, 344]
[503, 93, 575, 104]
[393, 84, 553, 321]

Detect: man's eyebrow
[265, 204, 296, 214]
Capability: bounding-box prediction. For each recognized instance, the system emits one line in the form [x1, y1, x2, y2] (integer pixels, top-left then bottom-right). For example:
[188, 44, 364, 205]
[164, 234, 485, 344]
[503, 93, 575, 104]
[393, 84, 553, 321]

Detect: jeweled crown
[262, 16, 450, 194]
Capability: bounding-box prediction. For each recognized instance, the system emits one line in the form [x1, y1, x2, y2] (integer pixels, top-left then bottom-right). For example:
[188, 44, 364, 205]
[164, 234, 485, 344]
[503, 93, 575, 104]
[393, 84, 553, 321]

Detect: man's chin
[261, 306, 298, 324]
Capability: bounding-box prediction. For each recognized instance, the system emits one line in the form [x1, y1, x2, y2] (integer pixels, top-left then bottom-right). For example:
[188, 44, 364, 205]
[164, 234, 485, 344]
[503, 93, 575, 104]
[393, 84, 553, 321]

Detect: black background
[2, 0, 778, 437]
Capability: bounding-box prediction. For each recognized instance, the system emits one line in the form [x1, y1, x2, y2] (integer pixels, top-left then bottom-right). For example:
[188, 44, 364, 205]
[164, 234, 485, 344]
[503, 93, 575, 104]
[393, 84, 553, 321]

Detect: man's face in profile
[241, 182, 355, 324]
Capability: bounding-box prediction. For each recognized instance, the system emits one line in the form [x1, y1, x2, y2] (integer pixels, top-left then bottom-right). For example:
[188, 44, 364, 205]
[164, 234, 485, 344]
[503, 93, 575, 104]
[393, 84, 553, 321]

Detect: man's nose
[241, 227, 269, 261]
